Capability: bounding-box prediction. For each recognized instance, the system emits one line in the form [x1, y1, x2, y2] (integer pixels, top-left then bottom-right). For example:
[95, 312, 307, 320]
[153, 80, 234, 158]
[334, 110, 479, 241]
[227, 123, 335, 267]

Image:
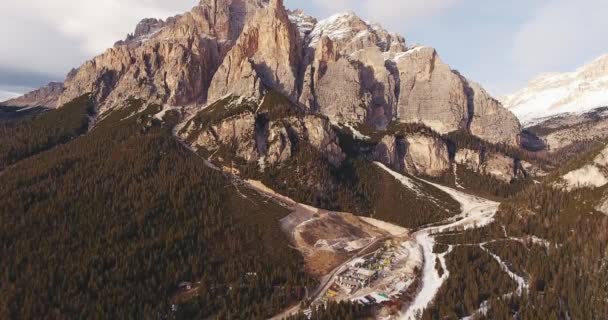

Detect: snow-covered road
[375, 165, 502, 320]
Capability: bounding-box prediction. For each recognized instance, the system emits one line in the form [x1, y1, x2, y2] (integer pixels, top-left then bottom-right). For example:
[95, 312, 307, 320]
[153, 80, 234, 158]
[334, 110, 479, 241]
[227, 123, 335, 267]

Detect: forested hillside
[0, 101, 313, 319]
[0, 95, 93, 170]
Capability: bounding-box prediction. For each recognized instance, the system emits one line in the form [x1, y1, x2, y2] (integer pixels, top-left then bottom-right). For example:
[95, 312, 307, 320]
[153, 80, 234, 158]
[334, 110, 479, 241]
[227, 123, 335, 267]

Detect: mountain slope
[503, 54, 608, 126]
[0, 100, 313, 319]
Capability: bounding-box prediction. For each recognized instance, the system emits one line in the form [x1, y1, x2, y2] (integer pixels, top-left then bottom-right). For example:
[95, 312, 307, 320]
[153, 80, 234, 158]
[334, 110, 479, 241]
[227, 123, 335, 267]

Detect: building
[337, 268, 378, 289]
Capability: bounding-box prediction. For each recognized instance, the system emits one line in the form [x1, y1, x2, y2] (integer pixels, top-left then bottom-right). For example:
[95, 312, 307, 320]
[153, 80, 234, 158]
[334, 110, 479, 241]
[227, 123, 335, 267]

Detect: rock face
[481, 153, 517, 183]
[454, 148, 539, 182]
[180, 94, 345, 168]
[17, 0, 520, 148]
[208, 0, 301, 102]
[394, 47, 468, 134]
[57, 0, 269, 112]
[527, 107, 608, 151]
[455, 148, 482, 171]
[466, 81, 521, 146]
[374, 133, 450, 177]
[559, 144, 608, 190]
[0, 82, 64, 108]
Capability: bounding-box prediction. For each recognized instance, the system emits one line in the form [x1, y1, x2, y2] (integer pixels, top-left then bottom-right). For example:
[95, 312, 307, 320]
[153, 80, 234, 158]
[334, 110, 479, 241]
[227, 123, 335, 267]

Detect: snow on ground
[402, 232, 452, 320]
[561, 165, 608, 190]
[480, 245, 528, 295]
[453, 166, 464, 189]
[420, 179, 500, 233]
[360, 217, 408, 236]
[153, 105, 173, 120]
[375, 162, 425, 198]
[503, 55, 608, 126]
[344, 123, 371, 140]
[371, 166, 501, 319]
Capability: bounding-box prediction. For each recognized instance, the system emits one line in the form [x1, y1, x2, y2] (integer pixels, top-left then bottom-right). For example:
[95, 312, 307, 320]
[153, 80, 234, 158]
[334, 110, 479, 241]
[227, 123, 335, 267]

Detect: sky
[1, 0, 607, 101]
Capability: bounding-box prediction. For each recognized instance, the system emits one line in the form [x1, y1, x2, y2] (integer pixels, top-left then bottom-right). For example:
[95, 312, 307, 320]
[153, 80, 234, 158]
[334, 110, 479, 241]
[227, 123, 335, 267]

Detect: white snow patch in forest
[480, 245, 528, 295]
[361, 217, 408, 236]
[375, 162, 424, 197]
[344, 123, 371, 140]
[153, 105, 172, 120]
[401, 233, 452, 320]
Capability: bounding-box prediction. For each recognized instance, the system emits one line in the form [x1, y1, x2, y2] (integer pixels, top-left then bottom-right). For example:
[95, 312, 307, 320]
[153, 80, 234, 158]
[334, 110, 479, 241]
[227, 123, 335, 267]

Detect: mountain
[2, 1, 608, 319]
[0, 82, 65, 109]
[6, 0, 520, 147]
[503, 54, 608, 126]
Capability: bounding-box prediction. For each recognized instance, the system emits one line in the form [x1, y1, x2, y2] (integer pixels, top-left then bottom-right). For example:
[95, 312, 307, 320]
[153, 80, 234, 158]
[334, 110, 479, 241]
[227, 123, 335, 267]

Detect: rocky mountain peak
[14, 0, 520, 146]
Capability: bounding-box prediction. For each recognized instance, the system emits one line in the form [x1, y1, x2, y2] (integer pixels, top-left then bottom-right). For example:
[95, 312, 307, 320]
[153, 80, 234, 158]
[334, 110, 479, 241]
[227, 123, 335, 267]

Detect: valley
[2, 0, 608, 319]
[227, 158, 512, 319]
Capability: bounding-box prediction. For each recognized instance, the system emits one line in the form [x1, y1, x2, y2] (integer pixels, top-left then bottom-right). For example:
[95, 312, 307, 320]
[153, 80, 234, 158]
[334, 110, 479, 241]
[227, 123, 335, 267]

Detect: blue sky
[1, 0, 607, 100]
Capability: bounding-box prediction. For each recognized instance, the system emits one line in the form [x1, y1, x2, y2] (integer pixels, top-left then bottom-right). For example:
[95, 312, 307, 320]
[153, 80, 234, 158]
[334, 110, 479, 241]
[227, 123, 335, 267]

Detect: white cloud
[511, 0, 608, 74]
[0, 90, 21, 102]
[0, 0, 194, 78]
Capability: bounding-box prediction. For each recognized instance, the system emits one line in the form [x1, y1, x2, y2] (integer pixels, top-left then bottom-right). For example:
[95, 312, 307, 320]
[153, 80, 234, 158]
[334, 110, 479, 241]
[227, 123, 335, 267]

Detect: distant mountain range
[503, 54, 608, 126]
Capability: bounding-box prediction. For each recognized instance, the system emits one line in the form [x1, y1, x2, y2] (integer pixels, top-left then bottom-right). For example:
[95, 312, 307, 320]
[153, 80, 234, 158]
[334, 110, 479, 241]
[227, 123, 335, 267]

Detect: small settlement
[316, 239, 422, 308]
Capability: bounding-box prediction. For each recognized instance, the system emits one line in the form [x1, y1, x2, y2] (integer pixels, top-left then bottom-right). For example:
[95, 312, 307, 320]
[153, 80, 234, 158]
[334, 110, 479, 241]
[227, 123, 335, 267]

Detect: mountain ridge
[503, 54, 608, 126]
[1, 0, 521, 146]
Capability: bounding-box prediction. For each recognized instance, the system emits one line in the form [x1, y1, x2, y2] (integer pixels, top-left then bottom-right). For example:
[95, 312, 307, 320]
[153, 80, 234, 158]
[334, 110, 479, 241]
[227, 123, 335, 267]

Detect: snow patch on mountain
[503, 54, 608, 126]
[288, 9, 316, 39]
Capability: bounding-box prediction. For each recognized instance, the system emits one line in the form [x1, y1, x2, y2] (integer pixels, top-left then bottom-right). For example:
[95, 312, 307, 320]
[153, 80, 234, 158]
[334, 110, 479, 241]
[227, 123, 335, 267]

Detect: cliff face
[0, 82, 65, 108]
[15, 0, 520, 149]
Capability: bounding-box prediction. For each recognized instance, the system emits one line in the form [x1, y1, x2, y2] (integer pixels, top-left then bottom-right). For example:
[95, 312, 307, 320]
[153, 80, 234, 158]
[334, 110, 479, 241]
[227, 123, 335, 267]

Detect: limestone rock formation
[455, 148, 482, 171]
[374, 133, 450, 177]
[466, 81, 521, 146]
[394, 47, 468, 134]
[480, 153, 517, 183]
[57, 0, 269, 112]
[15, 0, 521, 152]
[0, 82, 64, 108]
[180, 94, 345, 168]
[207, 0, 301, 102]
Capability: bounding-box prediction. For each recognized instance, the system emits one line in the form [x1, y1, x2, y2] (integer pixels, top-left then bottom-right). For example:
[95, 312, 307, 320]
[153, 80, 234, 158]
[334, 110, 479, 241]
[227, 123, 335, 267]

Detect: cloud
[0, 89, 21, 102]
[0, 0, 194, 84]
[511, 0, 608, 74]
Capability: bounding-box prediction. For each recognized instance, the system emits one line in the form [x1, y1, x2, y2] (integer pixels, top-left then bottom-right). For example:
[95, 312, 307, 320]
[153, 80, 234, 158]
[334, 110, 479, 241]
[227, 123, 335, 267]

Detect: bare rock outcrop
[19, 0, 521, 152]
[455, 148, 541, 182]
[466, 81, 521, 146]
[559, 144, 608, 190]
[480, 153, 517, 183]
[57, 0, 269, 112]
[374, 133, 450, 177]
[207, 0, 301, 103]
[0, 82, 64, 108]
[455, 148, 482, 171]
[180, 94, 345, 168]
[394, 47, 468, 134]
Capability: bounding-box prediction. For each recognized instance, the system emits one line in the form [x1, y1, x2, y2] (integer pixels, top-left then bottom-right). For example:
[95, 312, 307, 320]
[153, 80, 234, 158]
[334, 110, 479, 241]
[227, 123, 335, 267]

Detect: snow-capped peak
[305, 11, 406, 53]
[307, 11, 365, 47]
[502, 54, 608, 126]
